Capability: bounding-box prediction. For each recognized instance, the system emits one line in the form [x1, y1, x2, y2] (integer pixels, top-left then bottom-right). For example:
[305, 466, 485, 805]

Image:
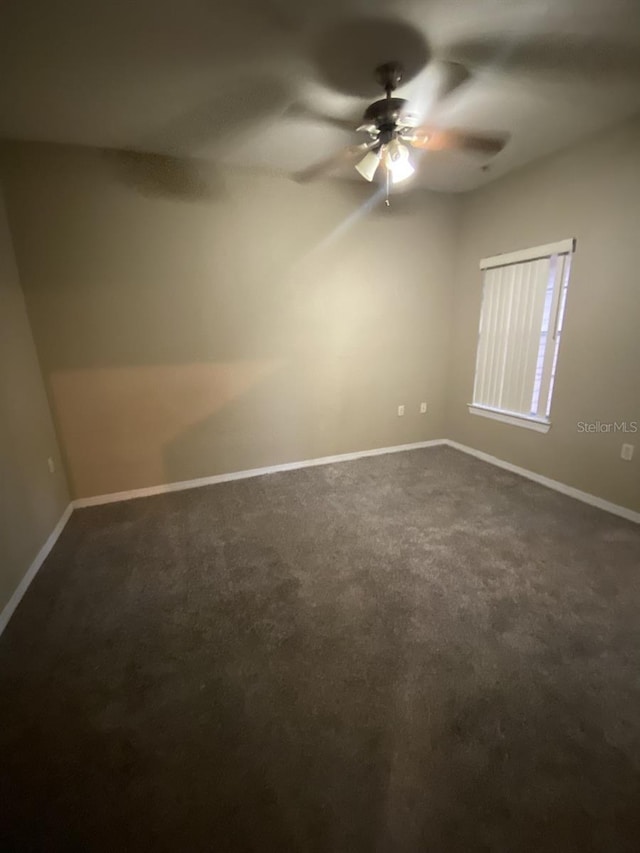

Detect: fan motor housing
[363, 97, 411, 130]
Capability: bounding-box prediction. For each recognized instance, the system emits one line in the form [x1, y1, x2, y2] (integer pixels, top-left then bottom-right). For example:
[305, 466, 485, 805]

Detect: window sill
[468, 404, 551, 433]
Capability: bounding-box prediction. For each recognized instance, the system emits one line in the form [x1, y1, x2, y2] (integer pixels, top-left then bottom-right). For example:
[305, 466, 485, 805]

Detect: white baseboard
[2, 439, 636, 637]
[443, 440, 640, 524]
[73, 440, 447, 508]
[0, 503, 74, 638]
[74, 438, 639, 523]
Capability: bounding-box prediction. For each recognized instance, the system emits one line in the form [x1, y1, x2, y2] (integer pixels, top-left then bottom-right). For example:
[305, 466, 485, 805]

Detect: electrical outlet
[621, 444, 634, 461]
[419, 402, 427, 414]
[397, 405, 405, 417]
[47, 457, 56, 474]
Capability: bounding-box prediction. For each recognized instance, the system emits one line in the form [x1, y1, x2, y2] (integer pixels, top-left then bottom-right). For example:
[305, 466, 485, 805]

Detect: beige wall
[447, 116, 640, 512]
[0, 185, 69, 615]
[2, 143, 458, 499]
[3, 118, 638, 515]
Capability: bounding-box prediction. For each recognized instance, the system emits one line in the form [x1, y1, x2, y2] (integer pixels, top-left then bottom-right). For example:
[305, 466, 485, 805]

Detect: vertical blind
[472, 240, 574, 421]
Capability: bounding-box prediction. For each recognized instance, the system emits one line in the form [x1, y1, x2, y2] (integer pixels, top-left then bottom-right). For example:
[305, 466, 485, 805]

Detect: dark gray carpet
[2, 447, 640, 853]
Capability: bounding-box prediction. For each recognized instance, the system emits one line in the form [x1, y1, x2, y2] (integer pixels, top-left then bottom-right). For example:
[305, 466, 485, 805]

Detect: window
[469, 239, 575, 433]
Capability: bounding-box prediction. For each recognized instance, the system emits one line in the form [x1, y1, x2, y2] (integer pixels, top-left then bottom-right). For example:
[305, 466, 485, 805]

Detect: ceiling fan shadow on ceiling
[292, 61, 509, 200]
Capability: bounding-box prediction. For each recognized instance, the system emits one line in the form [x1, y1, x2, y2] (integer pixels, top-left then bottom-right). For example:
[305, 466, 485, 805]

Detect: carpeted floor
[1, 446, 640, 852]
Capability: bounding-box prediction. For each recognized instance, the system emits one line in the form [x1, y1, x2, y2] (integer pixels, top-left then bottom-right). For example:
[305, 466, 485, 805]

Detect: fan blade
[447, 34, 640, 79]
[285, 103, 358, 133]
[293, 142, 375, 183]
[106, 150, 223, 202]
[435, 61, 472, 99]
[407, 127, 508, 155]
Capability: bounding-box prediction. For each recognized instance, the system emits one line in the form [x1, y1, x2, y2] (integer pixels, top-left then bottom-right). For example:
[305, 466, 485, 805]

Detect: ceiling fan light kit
[384, 139, 415, 184]
[355, 149, 382, 182]
[355, 62, 419, 189]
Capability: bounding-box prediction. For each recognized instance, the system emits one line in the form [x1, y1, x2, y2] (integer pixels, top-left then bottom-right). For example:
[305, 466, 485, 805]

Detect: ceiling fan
[294, 61, 508, 188]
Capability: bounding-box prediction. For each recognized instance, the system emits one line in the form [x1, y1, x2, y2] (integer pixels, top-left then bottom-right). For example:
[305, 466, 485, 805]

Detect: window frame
[468, 239, 575, 433]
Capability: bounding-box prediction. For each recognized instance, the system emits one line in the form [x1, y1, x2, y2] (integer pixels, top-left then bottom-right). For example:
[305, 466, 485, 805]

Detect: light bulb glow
[355, 149, 381, 182]
[384, 140, 415, 184]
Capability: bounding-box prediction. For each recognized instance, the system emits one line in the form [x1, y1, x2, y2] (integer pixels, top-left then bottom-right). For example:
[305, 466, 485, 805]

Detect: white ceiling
[1, 0, 640, 191]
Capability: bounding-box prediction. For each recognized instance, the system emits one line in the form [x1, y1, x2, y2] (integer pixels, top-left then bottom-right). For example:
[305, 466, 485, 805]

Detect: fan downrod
[362, 62, 410, 135]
